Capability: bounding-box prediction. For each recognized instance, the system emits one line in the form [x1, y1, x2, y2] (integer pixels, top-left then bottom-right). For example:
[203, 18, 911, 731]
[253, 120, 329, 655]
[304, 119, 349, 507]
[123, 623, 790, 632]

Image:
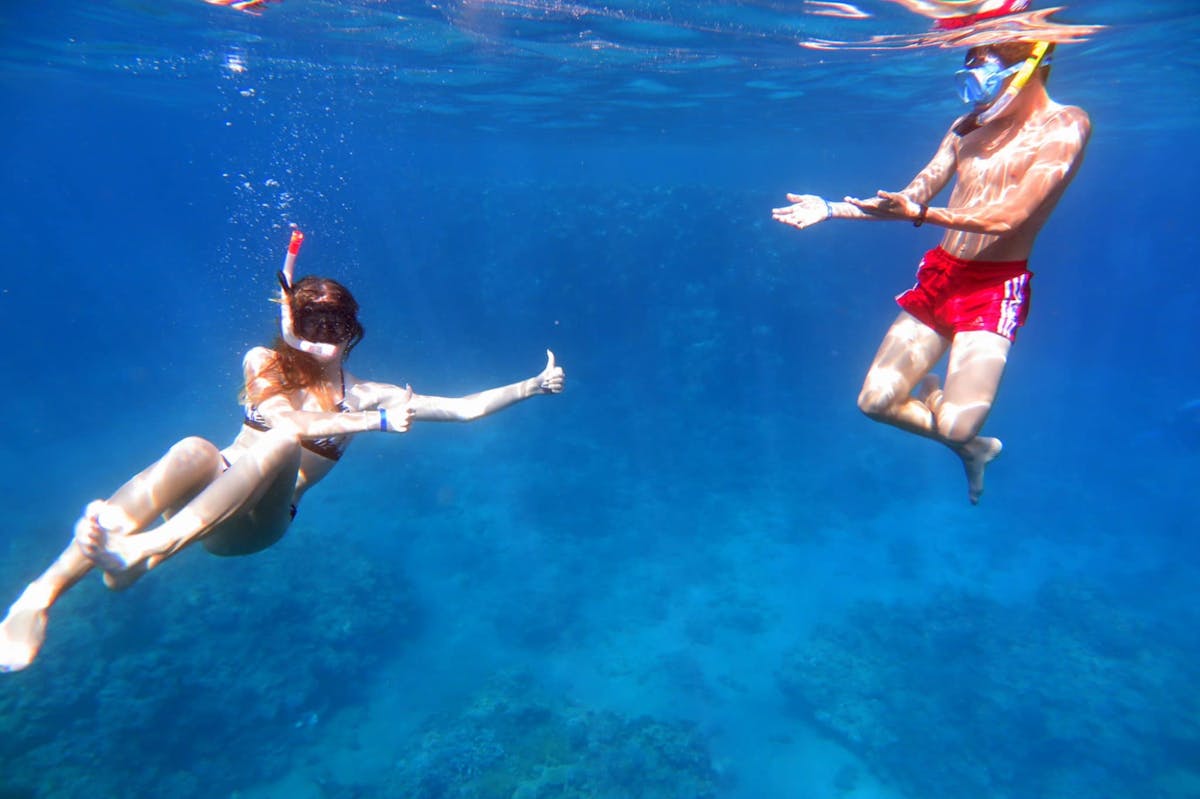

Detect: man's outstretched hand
[772, 193, 831, 230]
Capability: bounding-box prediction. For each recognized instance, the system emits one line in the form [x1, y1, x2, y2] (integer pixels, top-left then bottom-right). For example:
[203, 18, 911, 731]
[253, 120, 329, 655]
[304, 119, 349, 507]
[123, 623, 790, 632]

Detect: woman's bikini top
[243, 370, 351, 461]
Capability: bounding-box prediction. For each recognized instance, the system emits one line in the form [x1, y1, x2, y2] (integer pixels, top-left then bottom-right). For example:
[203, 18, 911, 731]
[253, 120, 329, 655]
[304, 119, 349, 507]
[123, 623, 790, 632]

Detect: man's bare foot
[73, 500, 138, 573]
[0, 600, 48, 672]
[958, 436, 1002, 505]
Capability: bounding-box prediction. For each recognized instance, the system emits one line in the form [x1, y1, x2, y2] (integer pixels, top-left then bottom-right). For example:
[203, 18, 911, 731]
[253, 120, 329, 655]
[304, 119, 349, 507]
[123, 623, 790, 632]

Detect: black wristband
[913, 204, 929, 227]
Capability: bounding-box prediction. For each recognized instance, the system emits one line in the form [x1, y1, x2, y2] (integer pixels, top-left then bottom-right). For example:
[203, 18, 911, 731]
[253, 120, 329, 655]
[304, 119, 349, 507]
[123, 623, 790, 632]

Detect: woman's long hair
[244, 276, 365, 411]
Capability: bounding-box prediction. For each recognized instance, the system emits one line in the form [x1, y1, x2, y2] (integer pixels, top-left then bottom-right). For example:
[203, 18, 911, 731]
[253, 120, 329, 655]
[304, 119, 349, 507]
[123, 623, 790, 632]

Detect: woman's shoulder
[242, 347, 281, 384]
[243, 346, 278, 369]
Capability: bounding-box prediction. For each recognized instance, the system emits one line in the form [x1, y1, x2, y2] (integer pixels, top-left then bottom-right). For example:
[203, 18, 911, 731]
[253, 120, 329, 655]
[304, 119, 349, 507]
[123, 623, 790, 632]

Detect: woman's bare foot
[73, 500, 139, 573]
[957, 436, 1003, 505]
[0, 588, 50, 672]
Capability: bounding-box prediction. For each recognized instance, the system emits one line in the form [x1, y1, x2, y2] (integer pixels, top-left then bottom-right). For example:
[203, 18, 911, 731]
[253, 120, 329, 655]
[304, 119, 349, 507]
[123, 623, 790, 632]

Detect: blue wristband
[379, 408, 388, 432]
[823, 199, 833, 220]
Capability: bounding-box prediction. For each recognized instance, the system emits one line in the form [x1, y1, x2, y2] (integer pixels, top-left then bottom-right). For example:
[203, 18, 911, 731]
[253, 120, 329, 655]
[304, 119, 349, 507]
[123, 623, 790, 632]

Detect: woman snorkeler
[0, 230, 565, 672]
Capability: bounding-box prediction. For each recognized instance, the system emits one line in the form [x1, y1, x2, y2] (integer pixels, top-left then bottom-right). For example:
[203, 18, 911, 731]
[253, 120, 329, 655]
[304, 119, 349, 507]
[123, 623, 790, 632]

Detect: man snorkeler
[772, 36, 1090, 504]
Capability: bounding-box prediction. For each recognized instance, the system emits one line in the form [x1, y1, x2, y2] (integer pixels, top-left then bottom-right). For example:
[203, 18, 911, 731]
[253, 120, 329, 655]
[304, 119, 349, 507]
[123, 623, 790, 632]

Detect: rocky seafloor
[778, 578, 1200, 799]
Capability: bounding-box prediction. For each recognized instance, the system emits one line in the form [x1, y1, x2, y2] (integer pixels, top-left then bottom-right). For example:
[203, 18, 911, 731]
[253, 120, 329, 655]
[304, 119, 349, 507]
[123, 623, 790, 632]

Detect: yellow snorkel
[974, 40, 1051, 126]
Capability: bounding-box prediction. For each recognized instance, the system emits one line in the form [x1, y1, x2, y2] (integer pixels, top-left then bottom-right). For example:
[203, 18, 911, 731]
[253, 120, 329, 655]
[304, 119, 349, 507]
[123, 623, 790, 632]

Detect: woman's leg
[0, 436, 226, 672]
[0, 545, 85, 672]
[76, 428, 302, 576]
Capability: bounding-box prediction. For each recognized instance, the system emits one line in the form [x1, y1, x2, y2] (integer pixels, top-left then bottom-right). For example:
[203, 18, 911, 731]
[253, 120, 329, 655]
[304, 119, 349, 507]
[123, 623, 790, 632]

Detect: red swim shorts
[895, 246, 1033, 342]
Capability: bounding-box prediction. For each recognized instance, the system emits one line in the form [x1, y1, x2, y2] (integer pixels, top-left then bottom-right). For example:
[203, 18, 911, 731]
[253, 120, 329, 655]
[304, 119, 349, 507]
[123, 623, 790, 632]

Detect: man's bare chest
[956, 133, 1039, 189]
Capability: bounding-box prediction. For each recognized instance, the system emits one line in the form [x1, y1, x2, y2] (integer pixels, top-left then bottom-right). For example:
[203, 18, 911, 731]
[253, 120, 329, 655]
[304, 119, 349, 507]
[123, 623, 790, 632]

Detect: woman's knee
[169, 437, 222, 467]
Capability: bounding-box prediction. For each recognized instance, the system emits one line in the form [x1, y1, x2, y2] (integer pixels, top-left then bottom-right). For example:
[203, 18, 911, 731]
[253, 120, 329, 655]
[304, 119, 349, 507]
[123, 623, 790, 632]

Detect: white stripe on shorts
[997, 273, 1029, 339]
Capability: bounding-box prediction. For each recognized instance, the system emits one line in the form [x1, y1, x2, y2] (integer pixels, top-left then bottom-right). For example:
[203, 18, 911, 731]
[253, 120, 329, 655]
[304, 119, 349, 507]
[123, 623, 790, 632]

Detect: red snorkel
[282, 228, 303, 284]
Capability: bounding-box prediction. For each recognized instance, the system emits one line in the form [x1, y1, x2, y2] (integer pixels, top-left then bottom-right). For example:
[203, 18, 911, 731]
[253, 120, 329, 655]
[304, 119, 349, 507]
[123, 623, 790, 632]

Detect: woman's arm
[351, 350, 565, 423]
[253, 394, 412, 437]
[242, 348, 412, 437]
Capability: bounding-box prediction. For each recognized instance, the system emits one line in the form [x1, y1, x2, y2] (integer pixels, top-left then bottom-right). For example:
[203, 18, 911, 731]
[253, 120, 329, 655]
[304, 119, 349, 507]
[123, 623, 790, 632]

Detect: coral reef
[778, 580, 1200, 799]
[0, 534, 421, 799]
[381, 673, 721, 799]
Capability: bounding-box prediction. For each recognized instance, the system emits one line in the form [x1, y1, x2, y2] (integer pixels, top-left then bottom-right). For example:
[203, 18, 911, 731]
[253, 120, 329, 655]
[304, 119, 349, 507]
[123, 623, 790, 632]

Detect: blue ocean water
[1, 1, 1198, 797]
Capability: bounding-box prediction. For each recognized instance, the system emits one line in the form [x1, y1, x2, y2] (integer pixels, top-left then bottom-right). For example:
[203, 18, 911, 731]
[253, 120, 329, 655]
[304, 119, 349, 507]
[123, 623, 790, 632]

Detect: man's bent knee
[936, 403, 989, 444]
[858, 386, 897, 419]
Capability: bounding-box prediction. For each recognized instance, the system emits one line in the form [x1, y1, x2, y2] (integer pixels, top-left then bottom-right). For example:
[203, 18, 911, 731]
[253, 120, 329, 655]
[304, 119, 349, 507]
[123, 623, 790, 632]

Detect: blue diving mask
[955, 55, 1023, 105]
